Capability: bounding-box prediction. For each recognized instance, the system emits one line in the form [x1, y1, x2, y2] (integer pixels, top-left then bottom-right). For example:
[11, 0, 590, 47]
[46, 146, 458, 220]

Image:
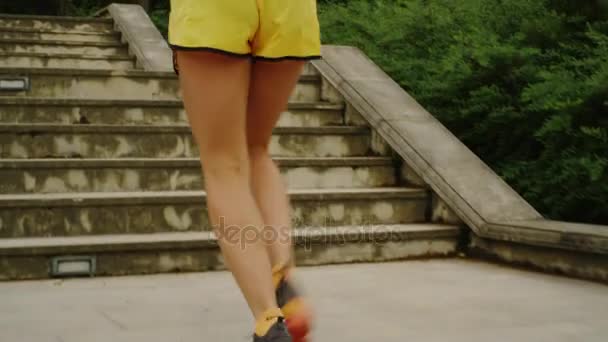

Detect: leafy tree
[320, 0, 608, 224]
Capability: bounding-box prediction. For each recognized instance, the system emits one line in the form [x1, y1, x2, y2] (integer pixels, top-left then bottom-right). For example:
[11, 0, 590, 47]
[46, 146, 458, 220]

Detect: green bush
[320, 0, 608, 224]
[149, 0, 169, 38]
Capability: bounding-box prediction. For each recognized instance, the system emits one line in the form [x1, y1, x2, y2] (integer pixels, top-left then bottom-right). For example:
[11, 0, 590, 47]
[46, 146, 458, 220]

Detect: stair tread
[0, 187, 427, 206]
[0, 156, 394, 168]
[0, 52, 133, 60]
[0, 224, 460, 254]
[0, 67, 319, 80]
[0, 38, 125, 47]
[0, 123, 367, 134]
[0, 14, 113, 23]
[0, 26, 118, 36]
[0, 97, 341, 109]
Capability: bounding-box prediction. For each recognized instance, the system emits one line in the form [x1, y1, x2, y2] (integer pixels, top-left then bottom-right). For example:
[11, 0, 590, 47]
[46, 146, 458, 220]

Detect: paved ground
[0, 259, 607, 342]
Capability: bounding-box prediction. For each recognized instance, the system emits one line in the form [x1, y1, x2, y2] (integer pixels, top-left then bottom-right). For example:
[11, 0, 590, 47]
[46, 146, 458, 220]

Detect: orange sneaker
[274, 269, 313, 342]
[253, 316, 292, 342]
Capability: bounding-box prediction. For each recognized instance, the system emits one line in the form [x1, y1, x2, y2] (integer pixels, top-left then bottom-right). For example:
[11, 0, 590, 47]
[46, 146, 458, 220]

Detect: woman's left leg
[246, 60, 306, 268]
[246, 60, 313, 342]
[176, 51, 279, 328]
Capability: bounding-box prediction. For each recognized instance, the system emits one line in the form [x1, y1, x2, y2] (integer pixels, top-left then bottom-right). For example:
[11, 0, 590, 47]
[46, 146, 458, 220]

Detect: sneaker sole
[287, 315, 310, 342]
[284, 300, 312, 342]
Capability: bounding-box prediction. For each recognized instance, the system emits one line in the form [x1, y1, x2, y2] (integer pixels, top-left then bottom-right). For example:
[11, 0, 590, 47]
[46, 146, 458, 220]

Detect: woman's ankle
[254, 307, 284, 336]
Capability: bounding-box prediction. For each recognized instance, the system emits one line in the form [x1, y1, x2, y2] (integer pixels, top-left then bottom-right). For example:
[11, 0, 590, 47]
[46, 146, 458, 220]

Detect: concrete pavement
[0, 259, 607, 342]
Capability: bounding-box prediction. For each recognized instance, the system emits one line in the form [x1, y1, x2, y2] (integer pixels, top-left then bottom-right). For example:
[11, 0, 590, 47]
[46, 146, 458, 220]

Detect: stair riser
[0, 105, 342, 127]
[2, 74, 320, 101]
[0, 198, 427, 238]
[0, 43, 127, 56]
[0, 31, 120, 43]
[0, 237, 457, 281]
[0, 164, 396, 193]
[302, 63, 319, 76]
[0, 132, 371, 158]
[0, 56, 134, 70]
[0, 19, 114, 33]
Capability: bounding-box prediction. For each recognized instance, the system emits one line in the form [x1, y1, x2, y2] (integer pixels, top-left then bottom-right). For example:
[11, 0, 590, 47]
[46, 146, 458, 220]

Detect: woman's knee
[202, 153, 250, 182]
[247, 143, 271, 164]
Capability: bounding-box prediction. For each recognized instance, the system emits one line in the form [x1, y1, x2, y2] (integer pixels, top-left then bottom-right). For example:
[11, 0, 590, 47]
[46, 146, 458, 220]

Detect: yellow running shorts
[169, 0, 321, 70]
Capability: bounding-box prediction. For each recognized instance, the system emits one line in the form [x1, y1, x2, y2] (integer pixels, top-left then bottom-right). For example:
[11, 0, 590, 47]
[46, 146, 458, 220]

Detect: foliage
[63, 0, 105, 16]
[149, 0, 169, 38]
[320, 0, 608, 224]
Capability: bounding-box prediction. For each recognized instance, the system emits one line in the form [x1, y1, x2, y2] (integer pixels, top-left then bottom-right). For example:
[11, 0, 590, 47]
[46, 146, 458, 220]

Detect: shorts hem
[169, 44, 252, 59]
[170, 44, 252, 75]
[169, 44, 322, 74]
[254, 55, 322, 62]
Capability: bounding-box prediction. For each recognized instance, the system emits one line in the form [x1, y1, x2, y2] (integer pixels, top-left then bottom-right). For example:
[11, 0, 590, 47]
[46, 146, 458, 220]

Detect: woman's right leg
[246, 60, 306, 269]
[246, 60, 312, 342]
[176, 51, 277, 321]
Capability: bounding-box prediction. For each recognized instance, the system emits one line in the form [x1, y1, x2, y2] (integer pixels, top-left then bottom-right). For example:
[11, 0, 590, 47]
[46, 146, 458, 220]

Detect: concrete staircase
[0, 14, 461, 280]
[0, 14, 133, 69]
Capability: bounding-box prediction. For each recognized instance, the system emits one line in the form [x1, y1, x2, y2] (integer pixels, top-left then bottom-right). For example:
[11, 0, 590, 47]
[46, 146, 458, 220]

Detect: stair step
[0, 29, 121, 43]
[0, 14, 114, 33]
[0, 38, 128, 56]
[0, 124, 372, 158]
[302, 62, 319, 76]
[0, 98, 343, 126]
[0, 224, 460, 280]
[0, 68, 320, 101]
[0, 188, 429, 238]
[0, 157, 397, 193]
[0, 52, 135, 70]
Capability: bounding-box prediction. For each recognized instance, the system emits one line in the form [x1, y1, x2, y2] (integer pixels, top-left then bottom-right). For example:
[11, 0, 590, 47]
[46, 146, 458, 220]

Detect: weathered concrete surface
[469, 234, 608, 283]
[0, 68, 319, 100]
[0, 157, 396, 193]
[0, 225, 459, 280]
[0, 98, 343, 126]
[0, 30, 120, 43]
[482, 220, 608, 255]
[0, 188, 427, 237]
[0, 260, 606, 341]
[103, 4, 172, 71]
[0, 39, 128, 56]
[0, 14, 114, 33]
[0, 53, 135, 70]
[0, 125, 371, 159]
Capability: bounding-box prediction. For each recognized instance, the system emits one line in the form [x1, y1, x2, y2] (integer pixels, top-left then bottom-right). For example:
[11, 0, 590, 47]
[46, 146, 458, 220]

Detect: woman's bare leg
[176, 51, 277, 320]
[246, 60, 306, 268]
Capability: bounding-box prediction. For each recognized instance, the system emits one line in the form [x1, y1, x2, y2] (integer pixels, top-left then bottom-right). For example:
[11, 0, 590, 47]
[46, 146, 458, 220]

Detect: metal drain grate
[51, 255, 96, 277]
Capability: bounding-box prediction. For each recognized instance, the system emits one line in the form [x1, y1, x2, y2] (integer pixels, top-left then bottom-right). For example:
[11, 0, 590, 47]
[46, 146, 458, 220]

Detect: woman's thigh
[246, 60, 306, 148]
[176, 51, 251, 170]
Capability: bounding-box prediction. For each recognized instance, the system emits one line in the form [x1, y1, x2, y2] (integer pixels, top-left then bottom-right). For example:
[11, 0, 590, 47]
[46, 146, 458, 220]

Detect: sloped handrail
[312, 45, 608, 255]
